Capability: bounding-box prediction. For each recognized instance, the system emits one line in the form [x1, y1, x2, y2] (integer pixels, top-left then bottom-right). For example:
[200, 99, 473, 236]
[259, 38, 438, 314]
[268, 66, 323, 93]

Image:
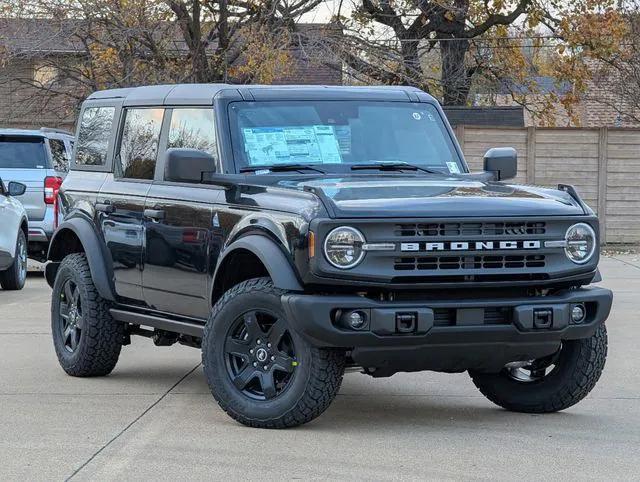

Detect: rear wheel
[51, 253, 123, 377]
[202, 278, 346, 428]
[0, 229, 27, 290]
[470, 324, 607, 413]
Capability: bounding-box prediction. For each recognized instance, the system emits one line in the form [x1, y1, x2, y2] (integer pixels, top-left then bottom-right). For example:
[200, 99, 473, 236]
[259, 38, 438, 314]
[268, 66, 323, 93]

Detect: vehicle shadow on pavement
[323, 395, 588, 431]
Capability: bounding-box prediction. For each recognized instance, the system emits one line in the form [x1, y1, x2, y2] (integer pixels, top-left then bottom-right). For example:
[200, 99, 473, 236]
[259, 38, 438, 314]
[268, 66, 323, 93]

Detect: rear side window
[49, 139, 70, 172]
[116, 108, 164, 180]
[0, 136, 47, 169]
[167, 108, 218, 160]
[75, 107, 116, 166]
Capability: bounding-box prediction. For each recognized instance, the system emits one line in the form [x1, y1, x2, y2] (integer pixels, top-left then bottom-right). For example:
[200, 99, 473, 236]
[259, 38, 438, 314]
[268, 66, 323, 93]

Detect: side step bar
[110, 309, 205, 337]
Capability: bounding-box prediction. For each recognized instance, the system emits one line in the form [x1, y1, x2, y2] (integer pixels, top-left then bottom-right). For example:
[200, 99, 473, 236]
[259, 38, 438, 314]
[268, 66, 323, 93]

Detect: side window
[167, 108, 218, 160]
[49, 139, 70, 172]
[75, 106, 115, 166]
[116, 108, 164, 180]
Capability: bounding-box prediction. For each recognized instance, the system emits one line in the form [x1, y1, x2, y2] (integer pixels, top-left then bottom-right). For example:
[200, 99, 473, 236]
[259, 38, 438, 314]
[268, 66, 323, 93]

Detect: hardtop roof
[85, 84, 436, 106]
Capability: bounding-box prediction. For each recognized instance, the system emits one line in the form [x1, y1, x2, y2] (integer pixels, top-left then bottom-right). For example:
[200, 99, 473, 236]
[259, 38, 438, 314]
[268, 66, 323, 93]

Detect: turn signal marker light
[308, 231, 316, 258]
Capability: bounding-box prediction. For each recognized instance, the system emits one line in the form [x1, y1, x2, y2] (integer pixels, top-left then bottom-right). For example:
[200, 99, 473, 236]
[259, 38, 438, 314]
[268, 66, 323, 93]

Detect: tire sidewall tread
[51, 253, 123, 377]
[202, 277, 345, 429]
[0, 230, 26, 291]
[470, 324, 608, 413]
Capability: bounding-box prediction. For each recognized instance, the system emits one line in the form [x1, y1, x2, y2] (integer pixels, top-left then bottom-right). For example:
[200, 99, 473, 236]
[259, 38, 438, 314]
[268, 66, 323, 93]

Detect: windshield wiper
[351, 162, 440, 175]
[240, 164, 326, 174]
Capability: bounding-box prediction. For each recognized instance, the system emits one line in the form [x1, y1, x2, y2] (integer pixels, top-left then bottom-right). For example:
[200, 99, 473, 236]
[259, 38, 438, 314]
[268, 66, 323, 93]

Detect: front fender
[213, 235, 304, 292]
[46, 216, 116, 301]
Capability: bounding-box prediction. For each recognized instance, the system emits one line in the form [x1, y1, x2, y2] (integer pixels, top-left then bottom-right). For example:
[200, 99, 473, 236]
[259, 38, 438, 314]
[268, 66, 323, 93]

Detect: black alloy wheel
[202, 277, 346, 428]
[51, 253, 123, 377]
[225, 310, 297, 400]
[58, 279, 83, 353]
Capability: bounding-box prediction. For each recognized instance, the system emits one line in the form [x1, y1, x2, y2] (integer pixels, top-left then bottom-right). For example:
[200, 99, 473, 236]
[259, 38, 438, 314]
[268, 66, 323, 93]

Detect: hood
[276, 175, 586, 218]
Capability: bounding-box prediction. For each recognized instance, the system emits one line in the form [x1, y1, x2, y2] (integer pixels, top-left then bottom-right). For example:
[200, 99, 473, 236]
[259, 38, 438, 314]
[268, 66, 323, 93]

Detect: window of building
[33, 64, 59, 87]
[75, 107, 116, 166]
[116, 108, 164, 180]
[167, 108, 218, 160]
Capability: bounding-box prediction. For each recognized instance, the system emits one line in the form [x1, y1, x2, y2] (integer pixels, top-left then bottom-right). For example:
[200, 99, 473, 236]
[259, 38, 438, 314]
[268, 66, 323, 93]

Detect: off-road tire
[0, 229, 27, 290]
[470, 324, 607, 413]
[202, 277, 346, 428]
[51, 253, 123, 377]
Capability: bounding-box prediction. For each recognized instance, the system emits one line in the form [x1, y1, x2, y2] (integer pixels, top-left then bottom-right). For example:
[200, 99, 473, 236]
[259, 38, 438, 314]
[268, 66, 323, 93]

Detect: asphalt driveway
[1, 255, 639, 480]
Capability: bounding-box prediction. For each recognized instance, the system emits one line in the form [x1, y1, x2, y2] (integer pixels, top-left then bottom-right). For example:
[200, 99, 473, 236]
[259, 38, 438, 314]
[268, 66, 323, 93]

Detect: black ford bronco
[46, 84, 613, 428]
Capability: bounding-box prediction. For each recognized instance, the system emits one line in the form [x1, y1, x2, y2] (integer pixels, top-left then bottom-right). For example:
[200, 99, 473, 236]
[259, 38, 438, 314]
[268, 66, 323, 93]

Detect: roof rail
[40, 127, 74, 136]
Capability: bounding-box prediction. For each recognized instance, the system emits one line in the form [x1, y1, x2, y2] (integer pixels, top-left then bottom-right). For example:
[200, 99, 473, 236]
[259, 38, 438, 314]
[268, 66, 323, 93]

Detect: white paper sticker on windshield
[446, 162, 461, 174]
[242, 126, 343, 165]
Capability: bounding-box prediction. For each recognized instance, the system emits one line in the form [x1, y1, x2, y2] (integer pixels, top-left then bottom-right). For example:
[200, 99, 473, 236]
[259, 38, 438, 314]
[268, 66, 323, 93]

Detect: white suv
[0, 178, 28, 290]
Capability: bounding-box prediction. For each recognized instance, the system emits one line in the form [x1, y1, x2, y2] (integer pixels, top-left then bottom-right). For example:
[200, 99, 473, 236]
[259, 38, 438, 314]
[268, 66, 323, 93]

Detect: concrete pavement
[1, 256, 639, 480]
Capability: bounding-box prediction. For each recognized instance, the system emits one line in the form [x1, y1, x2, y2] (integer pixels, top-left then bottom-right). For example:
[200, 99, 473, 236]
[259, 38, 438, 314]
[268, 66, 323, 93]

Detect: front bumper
[282, 286, 613, 374]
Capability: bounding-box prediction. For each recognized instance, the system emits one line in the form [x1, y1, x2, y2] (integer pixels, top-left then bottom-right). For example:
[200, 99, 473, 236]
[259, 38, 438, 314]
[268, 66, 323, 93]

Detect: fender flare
[46, 217, 116, 301]
[213, 235, 304, 293]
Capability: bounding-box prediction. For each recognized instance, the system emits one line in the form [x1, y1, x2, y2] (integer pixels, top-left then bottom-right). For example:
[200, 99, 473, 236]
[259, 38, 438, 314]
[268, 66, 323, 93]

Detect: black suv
[46, 84, 613, 428]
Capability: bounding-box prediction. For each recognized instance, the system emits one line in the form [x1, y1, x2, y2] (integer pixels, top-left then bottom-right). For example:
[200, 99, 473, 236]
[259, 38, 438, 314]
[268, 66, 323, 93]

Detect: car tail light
[44, 176, 63, 205]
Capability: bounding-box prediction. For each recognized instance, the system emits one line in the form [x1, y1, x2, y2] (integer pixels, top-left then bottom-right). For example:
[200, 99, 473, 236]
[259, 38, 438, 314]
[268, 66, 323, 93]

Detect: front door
[98, 107, 165, 303]
[143, 185, 223, 318]
[142, 107, 223, 319]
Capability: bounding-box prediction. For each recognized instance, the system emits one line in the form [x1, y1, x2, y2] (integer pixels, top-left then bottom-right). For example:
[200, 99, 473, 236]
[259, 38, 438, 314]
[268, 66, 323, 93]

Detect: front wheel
[0, 229, 27, 290]
[470, 324, 607, 413]
[202, 278, 346, 428]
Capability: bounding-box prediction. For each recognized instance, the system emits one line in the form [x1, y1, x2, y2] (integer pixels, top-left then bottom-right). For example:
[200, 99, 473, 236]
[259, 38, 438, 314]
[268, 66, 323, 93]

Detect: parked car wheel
[51, 253, 123, 377]
[470, 324, 607, 413]
[0, 229, 27, 290]
[202, 277, 346, 428]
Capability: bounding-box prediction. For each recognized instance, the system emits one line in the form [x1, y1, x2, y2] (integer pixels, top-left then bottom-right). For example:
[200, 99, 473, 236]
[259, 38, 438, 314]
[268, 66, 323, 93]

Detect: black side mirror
[164, 148, 217, 183]
[483, 147, 517, 181]
[8, 181, 27, 196]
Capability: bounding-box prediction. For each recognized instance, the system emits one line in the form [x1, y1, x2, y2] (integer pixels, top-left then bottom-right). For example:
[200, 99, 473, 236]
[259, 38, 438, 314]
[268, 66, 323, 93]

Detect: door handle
[96, 202, 115, 214]
[144, 209, 165, 221]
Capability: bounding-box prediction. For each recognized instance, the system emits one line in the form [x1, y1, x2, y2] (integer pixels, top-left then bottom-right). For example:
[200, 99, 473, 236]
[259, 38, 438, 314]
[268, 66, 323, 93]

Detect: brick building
[0, 19, 342, 131]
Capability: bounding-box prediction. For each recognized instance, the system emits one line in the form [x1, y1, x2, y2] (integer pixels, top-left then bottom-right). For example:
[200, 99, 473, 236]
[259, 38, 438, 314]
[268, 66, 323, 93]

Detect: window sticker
[333, 125, 352, 155]
[446, 161, 461, 174]
[242, 126, 343, 165]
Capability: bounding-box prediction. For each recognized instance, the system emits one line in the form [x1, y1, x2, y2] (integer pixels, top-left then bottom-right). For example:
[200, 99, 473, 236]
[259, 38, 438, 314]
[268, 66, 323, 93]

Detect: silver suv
[0, 128, 73, 260]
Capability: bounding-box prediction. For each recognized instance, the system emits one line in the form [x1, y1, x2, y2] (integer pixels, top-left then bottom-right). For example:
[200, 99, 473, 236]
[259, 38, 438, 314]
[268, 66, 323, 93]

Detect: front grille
[394, 255, 546, 271]
[433, 307, 512, 326]
[394, 221, 546, 237]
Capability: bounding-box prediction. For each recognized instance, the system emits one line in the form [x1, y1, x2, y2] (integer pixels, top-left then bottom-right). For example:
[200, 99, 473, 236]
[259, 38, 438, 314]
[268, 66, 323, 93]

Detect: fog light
[347, 311, 366, 329]
[571, 304, 586, 323]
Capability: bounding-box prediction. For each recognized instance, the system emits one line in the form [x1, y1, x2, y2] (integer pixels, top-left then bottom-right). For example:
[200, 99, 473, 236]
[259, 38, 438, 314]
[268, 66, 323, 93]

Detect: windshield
[229, 101, 464, 174]
[0, 136, 48, 169]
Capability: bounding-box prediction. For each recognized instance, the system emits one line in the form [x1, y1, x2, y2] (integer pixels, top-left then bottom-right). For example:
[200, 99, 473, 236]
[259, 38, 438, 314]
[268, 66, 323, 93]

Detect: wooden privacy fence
[454, 126, 640, 244]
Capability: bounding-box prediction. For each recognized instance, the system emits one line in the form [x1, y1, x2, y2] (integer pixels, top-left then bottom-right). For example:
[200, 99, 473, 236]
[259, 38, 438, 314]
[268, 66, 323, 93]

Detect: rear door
[143, 107, 224, 318]
[98, 107, 165, 303]
[0, 135, 48, 221]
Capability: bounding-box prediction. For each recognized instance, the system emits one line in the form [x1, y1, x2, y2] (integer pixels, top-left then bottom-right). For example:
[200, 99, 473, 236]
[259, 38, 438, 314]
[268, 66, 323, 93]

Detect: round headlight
[565, 223, 596, 264]
[323, 226, 366, 269]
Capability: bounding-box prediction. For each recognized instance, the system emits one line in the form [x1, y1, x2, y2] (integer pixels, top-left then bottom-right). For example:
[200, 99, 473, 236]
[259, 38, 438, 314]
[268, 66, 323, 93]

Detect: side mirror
[164, 148, 217, 183]
[483, 147, 517, 181]
[8, 181, 27, 197]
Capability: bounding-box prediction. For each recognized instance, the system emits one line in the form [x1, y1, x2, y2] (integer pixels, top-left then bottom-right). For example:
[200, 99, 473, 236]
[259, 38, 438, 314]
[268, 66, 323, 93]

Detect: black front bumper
[282, 286, 613, 375]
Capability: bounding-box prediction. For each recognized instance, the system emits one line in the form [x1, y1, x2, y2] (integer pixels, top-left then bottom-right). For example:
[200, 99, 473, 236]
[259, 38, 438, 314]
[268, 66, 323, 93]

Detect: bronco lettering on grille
[400, 240, 542, 252]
